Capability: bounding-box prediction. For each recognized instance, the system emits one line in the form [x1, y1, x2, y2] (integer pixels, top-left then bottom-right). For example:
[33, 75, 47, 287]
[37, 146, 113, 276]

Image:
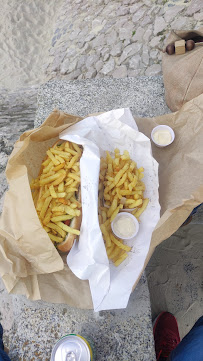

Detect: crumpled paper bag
[0, 94, 202, 309]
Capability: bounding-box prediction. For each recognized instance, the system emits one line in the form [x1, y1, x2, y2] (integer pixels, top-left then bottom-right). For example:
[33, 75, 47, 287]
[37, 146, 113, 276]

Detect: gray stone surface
[0, 275, 155, 361]
[0, 85, 38, 203]
[35, 77, 170, 126]
[0, 78, 164, 361]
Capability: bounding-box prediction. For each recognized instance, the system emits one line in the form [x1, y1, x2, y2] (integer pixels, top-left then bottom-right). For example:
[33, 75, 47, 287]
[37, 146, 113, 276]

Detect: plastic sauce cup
[111, 212, 139, 240]
[151, 125, 175, 148]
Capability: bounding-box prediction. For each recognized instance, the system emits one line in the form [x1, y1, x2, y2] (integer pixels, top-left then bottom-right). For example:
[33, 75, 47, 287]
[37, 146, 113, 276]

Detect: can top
[51, 335, 91, 361]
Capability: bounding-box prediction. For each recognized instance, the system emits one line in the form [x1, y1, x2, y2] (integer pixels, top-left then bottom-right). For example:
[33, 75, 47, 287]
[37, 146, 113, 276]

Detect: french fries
[30, 141, 83, 247]
[99, 149, 149, 266]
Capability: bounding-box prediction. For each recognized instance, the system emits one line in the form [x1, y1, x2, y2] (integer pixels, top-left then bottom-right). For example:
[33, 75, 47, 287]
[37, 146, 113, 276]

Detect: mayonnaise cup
[151, 125, 175, 148]
[111, 212, 139, 240]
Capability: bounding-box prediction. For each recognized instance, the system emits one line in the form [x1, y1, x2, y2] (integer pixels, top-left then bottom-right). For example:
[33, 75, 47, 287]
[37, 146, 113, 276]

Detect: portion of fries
[30, 141, 82, 245]
[99, 149, 149, 266]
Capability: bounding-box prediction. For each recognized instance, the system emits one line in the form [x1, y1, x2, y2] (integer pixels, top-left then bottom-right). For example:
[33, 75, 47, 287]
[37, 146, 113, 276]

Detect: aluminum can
[50, 334, 94, 361]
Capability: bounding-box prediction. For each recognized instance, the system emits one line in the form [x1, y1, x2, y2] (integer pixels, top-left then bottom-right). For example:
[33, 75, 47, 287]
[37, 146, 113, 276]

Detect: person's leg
[0, 324, 12, 361]
[169, 316, 203, 361]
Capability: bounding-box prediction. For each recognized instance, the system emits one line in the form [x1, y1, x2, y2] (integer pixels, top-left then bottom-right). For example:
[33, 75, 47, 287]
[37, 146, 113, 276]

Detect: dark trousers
[0, 324, 11, 361]
[170, 316, 203, 361]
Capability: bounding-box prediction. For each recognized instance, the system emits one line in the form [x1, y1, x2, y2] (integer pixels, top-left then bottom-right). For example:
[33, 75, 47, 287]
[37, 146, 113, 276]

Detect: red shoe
[153, 312, 180, 360]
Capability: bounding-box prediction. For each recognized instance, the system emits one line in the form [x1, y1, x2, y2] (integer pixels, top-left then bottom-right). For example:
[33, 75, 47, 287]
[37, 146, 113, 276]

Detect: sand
[0, 0, 63, 89]
[146, 223, 203, 339]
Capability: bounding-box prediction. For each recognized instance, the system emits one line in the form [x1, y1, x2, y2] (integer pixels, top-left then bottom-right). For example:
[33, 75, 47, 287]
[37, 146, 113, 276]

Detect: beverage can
[50, 334, 94, 361]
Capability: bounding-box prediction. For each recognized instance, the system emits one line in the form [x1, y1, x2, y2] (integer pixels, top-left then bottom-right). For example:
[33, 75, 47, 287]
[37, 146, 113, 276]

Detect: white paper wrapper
[60, 108, 160, 311]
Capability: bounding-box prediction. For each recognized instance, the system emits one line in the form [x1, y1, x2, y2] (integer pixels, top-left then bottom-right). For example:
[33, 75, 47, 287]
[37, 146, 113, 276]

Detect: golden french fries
[98, 148, 149, 266]
[30, 141, 83, 247]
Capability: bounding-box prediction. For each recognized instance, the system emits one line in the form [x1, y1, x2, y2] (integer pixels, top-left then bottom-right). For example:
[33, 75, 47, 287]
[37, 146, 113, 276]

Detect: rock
[69, 28, 80, 41]
[60, 58, 77, 75]
[132, 7, 147, 22]
[119, 23, 134, 41]
[115, 17, 128, 29]
[77, 55, 87, 68]
[130, 2, 143, 14]
[95, 73, 103, 79]
[119, 43, 142, 63]
[95, 60, 103, 72]
[82, 43, 91, 52]
[92, 18, 105, 34]
[129, 55, 141, 69]
[128, 69, 140, 77]
[92, 34, 106, 48]
[117, 6, 129, 16]
[143, 26, 153, 43]
[186, 0, 203, 15]
[64, 69, 81, 80]
[86, 54, 100, 68]
[143, 0, 151, 6]
[78, 41, 85, 49]
[142, 45, 149, 65]
[85, 33, 95, 42]
[171, 17, 188, 30]
[0, 153, 8, 170]
[149, 36, 161, 48]
[150, 49, 159, 60]
[78, 26, 89, 39]
[106, 29, 118, 46]
[100, 57, 115, 74]
[110, 42, 122, 57]
[85, 67, 97, 78]
[51, 53, 65, 72]
[141, 16, 152, 27]
[145, 64, 161, 76]
[132, 27, 145, 42]
[164, 6, 185, 22]
[65, 47, 77, 59]
[101, 19, 117, 34]
[77, 74, 84, 80]
[103, 53, 110, 61]
[112, 65, 128, 78]
[154, 17, 167, 35]
[124, 39, 131, 47]
[194, 11, 203, 20]
[101, 47, 110, 57]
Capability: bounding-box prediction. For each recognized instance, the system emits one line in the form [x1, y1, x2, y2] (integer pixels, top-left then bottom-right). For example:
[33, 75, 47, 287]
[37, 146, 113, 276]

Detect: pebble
[110, 42, 122, 57]
[120, 43, 142, 63]
[132, 26, 145, 42]
[129, 55, 141, 69]
[145, 64, 162, 76]
[100, 57, 115, 74]
[154, 17, 167, 35]
[164, 6, 185, 22]
[112, 65, 128, 78]
[171, 16, 188, 30]
[142, 45, 149, 65]
[130, 2, 143, 14]
[132, 7, 147, 22]
[95, 60, 104, 72]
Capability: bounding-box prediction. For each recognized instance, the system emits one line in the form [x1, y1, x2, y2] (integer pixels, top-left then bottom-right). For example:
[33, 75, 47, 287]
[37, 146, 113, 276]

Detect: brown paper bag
[0, 96, 203, 309]
[162, 27, 203, 111]
[0, 109, 93, 309]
